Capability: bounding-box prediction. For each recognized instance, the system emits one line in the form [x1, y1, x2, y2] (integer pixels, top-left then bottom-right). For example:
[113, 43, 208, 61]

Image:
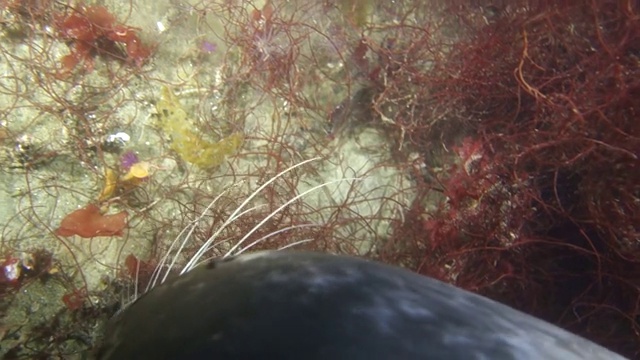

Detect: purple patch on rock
[120, 151, 139, 171]
[200, 40, 217, 53]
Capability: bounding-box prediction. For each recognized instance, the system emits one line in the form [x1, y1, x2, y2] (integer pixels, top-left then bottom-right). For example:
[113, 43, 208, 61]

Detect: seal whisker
[150, 186, 237, 289]
[181, 157, 322, 274]
[278, 238, 314, 250]
[199, 225, 316, 264]
[220, 176, 362, 261]
[234, 223, 320, 256]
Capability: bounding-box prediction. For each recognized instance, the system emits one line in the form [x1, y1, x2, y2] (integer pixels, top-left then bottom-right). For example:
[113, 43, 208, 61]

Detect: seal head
[96, 251, 625, 360]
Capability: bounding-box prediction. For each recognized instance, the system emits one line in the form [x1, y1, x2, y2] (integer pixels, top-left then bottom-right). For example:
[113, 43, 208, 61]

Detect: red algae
[54, 3, 152, 75]
[55, 204, 128, 238]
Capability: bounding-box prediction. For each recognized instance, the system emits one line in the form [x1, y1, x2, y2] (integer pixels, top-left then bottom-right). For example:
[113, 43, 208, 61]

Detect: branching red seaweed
[53, 3, 152, 75]
[375, 1, 640, 357]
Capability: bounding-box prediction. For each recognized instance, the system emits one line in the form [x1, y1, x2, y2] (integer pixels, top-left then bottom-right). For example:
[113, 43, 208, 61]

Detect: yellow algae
[129, 162, 150, 178]
[155, 86, 243, 169]
[121, 161, 150, 182]
[98, 168, 118, 201]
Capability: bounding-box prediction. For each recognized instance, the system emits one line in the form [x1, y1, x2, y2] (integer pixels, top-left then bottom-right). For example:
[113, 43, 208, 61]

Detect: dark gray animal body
[96, 251, 626, 360]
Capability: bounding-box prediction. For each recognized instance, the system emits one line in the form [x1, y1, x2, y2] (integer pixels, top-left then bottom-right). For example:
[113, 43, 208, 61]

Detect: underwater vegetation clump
[54, 204, 128, 238]
[156, 86, 244, 170]
[53, 3, 152, 76]
[370, 1, 640, 357]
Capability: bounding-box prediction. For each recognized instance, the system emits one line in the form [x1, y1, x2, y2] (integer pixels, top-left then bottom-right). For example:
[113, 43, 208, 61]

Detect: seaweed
[155, 86, 243, 170]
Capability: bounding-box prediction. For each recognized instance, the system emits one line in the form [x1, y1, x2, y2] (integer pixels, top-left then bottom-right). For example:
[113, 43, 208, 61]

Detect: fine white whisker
[133, 259, 140, 301]
[233, 223, 319, 256]
[149, 187, 234, 289]
[181, 157, 321, 274]
[278, 238, 314, 250]
[143, 158, 362, 297]
[221, 177, 362, 261]
[195, 224, 318, 267]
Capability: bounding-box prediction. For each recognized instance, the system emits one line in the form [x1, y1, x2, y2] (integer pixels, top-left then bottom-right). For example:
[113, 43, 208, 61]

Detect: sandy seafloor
[0, 0, 437, 357]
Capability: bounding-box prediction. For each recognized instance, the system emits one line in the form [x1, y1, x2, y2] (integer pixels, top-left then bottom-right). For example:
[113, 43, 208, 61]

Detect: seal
[95, 251, 626, 360]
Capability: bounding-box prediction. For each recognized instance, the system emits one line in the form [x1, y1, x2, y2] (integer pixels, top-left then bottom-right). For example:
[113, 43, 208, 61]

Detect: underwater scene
[0, 0, 638, 358]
